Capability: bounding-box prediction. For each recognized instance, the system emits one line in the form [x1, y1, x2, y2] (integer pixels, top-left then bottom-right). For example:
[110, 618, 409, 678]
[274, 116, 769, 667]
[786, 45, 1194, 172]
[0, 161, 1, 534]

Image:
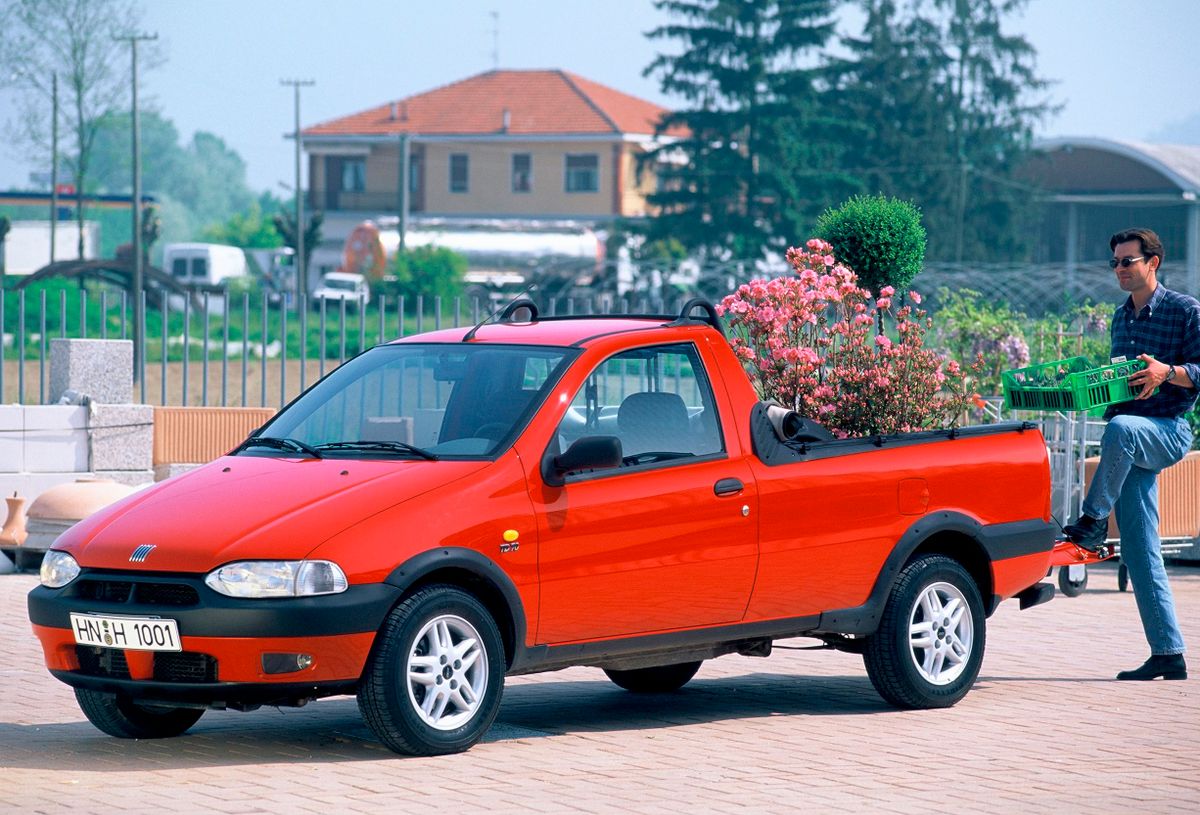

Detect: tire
[357, 585, 505, 756]
[863, 555, 986, 709]
[604, 661, 702, 693]
[1058, 565, 1089, 597]
[74, 688, 204, 739]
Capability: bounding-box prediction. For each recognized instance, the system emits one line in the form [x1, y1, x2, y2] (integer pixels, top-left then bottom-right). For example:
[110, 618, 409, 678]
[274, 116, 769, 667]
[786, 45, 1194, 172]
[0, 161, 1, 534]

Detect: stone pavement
[2, 564, 1198, 815]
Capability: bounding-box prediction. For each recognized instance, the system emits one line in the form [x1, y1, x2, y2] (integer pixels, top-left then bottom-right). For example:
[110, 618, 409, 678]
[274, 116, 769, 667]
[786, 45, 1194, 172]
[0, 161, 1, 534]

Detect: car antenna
[462, 285, 537, 342]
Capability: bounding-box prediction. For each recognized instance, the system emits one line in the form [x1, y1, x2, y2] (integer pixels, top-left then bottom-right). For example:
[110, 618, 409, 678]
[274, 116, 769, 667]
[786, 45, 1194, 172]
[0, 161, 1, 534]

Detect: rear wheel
[863, 555, 985, 709]
[604, 661, 702, 693]
[357, 586, 505, 756]
[75, 688, 204, 739]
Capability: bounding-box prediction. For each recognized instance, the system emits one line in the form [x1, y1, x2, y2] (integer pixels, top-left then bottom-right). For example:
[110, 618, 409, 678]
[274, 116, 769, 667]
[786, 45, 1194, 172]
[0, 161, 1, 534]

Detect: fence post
[203, 292, 210, 407]
[300, 294, 307, 393]
[260, 296, 268, 408]
[222, 293, 229, 407]
[161, 292, 169, 406]
[319, 296, 327, 380]
[39, 290, 47, 404]
[18, 290, 26, 403]
[280, 297, 287, 408]
[241, 293, 249, 408]
[182, 296, 191, 407]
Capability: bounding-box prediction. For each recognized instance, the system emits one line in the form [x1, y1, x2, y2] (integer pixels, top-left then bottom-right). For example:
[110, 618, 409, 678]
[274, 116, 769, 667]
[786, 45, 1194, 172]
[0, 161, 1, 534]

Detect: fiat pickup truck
[28, 299, 1087, 756]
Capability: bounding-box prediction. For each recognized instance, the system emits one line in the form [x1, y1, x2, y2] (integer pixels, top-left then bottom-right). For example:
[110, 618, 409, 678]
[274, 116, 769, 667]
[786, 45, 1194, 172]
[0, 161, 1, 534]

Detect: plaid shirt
[1105, 284, 1200, 420]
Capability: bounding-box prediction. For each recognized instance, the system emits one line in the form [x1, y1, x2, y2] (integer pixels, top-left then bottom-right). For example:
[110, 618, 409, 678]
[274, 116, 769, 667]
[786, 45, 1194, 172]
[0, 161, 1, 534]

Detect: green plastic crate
[1002, 356, 1146, 412]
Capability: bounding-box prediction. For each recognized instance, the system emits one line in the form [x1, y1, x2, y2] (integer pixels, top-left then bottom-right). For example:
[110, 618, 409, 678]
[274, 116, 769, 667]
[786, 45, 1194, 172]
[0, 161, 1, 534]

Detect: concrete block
[49, 338, 133, 404]
[93, 469, 155, 488]
[90, 404, 153, 471]
[23, 406, 88, 473]
[154, 462, 202, 482]
[0, 405, 23, 473]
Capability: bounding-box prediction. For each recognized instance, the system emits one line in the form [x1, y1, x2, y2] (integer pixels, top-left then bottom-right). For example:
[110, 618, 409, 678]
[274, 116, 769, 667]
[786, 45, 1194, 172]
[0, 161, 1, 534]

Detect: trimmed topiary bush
[815, 195, 926, 296]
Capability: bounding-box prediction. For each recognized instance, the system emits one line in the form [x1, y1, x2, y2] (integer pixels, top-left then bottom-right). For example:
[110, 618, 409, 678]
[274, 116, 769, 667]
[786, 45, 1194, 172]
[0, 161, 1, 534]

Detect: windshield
[323, 277, 358, 291]
[252, 343, 573, 459]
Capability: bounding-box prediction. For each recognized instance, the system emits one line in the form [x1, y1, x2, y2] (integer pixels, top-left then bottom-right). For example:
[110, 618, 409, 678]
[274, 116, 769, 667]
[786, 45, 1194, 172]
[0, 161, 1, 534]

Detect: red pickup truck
[29, 300, 1078, 756]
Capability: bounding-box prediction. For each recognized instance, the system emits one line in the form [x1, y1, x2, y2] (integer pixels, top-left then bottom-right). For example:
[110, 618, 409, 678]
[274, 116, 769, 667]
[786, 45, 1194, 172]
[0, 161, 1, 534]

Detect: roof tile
[303, 69, 681, 138]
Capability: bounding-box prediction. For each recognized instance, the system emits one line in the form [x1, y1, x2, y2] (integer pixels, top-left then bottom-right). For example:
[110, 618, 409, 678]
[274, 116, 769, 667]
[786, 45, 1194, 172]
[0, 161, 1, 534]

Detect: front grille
[154, 652, 218, 683]
[75, 646, 218, 683]
[77, 646, 131, 679]
[75, 579, 199, 606]
[76, 580, 133, 603]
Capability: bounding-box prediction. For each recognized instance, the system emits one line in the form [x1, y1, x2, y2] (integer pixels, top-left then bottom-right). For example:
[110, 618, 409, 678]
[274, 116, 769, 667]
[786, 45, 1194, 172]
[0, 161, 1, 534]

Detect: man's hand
[1130, 353, 1170, 399]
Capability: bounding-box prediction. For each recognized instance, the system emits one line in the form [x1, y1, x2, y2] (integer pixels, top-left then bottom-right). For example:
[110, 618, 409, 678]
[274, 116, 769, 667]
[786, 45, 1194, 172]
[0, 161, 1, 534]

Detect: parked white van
[313, 271, 370, 307]
[161, 243, 249, 287]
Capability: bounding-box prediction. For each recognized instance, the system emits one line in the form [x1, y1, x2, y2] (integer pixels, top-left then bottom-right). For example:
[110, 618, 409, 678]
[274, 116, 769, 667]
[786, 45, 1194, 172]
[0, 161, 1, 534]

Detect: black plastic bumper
[28, 573, 402, 638]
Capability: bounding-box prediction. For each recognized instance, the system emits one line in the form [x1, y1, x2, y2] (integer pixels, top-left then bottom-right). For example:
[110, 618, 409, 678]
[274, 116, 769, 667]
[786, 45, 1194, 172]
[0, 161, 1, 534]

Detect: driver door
[530, 342, 758, 644]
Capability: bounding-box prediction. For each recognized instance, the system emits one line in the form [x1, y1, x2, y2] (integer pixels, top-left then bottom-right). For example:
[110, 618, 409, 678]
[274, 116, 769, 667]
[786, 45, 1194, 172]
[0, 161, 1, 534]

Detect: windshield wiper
[233, 436, 323, 458]
[314, 440, 439, 461]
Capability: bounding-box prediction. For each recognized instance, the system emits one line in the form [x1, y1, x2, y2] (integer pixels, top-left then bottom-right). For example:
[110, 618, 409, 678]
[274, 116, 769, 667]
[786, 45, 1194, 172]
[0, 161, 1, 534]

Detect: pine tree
[642, 0, 854, 260]
[831, 0, 1054, 262]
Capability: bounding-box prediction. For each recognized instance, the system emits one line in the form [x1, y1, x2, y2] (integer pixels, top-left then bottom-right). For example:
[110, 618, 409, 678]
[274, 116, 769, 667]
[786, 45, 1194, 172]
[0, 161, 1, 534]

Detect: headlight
[40, 551, 81, 588]
[204, 560, 348, 598]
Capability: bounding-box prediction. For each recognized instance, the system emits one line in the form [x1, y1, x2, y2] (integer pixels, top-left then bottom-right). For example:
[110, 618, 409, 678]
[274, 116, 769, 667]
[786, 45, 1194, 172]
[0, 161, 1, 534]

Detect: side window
[556, 343, 723, 468]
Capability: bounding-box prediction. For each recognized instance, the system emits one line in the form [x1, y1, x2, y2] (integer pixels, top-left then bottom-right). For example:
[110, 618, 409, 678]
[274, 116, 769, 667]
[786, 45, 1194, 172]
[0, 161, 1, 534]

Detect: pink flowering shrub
[716, 239, 981, 438]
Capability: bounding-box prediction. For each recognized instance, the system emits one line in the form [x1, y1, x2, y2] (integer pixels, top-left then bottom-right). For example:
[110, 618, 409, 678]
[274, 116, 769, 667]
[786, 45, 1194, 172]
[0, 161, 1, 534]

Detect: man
[1063, 227, 1199, 681]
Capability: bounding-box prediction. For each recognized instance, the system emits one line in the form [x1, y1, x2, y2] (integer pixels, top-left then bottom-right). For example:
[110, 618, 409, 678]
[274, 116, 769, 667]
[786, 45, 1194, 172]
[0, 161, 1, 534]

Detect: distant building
[300, 69, 683, 282]
[1026, 137, 1200, 293]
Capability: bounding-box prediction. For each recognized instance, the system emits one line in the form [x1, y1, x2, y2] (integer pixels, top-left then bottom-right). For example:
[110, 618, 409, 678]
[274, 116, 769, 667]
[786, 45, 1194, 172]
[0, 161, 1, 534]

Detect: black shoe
[1116, 654, 1188, 681]
[1062, 514, 1109, 551]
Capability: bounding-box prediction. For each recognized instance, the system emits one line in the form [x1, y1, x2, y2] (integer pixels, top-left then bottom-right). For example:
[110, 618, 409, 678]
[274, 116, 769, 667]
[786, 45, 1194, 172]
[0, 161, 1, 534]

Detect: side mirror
[542, 435, 622, 487]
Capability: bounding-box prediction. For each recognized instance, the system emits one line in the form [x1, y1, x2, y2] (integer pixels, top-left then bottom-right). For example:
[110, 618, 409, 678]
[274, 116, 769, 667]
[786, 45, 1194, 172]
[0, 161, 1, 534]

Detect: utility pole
[50, 72, 58, 263]
[115, 31, 158, 384]
[398, 133, 409, 251]
[281, 79, 315, 304]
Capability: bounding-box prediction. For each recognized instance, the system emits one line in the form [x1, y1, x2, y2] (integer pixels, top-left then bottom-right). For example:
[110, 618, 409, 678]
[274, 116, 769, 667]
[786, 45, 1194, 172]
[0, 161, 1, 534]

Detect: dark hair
[1110, 227, 1165, 265]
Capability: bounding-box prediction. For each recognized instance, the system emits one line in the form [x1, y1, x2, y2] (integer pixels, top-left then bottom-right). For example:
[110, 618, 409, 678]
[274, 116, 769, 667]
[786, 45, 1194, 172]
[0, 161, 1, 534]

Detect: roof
[1032, 137, 1200, 196]
[393, 315, 670, 347]
[303, 70, 684, 140]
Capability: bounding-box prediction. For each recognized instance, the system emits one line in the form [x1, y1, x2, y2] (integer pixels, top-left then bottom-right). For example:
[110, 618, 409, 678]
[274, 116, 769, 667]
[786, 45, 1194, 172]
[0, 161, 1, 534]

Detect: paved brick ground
[3, 564, 1198, 814]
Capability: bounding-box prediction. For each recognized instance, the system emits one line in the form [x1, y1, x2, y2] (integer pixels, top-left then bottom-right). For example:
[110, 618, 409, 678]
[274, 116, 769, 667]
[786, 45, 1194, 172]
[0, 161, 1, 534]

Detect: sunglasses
[1109, 256, 1145, 269]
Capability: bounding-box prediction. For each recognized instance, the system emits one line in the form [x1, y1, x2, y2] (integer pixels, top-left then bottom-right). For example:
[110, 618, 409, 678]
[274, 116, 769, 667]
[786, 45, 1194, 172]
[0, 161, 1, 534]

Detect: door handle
[713, 478, 744, 497]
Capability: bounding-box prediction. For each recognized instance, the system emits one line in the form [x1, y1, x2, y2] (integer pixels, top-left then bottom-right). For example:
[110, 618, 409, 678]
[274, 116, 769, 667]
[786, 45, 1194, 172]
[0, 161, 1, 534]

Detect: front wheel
[357, 585, 505, 756]
[75, 688, 204, 738]
[604, 661, 702, 693]
[863, 555, 985, 709]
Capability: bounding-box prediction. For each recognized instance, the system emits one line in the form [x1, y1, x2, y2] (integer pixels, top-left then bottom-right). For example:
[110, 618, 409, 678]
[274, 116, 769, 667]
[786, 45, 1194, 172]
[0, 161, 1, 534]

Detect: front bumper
[28, 570, 401, 701]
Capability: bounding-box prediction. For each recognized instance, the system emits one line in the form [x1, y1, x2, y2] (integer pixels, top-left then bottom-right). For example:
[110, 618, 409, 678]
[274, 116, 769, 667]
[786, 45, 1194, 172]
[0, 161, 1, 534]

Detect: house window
[449, 153, 469, 193]
[341, 158, 366, 192]
[512, 153, 532, 193]
[409, 153, 421, 194]
[565, 153, 599, 193]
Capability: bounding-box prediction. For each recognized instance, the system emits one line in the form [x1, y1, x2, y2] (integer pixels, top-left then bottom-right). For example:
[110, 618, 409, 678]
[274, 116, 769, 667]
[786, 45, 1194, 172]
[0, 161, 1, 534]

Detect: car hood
[57, 454, 491, 574]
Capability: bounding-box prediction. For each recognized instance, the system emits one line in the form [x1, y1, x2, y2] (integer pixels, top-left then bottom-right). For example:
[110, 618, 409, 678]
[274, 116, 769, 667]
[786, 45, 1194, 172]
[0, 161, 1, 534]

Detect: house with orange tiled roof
[302, 69, 681, 227]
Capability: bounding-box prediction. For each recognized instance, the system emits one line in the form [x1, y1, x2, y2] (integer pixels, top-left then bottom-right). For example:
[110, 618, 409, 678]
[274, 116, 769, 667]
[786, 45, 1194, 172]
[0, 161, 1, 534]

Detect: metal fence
[3, 260, 1193, 408]
[0, 288, 695, 408]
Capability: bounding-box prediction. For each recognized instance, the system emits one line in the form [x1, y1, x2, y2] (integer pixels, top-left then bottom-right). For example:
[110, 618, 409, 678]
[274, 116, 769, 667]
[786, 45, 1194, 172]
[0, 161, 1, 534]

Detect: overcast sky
[2, 0, 1198, 194]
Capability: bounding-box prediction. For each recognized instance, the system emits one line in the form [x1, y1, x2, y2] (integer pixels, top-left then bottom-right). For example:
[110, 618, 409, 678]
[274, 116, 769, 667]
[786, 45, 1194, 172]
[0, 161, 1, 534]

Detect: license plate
[70, 613, 182, 652]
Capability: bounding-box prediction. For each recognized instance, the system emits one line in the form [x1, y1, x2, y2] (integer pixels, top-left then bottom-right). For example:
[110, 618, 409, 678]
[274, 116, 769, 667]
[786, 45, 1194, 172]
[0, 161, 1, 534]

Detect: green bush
[385, 246, 467, 301]
[815, 195, 926, 296]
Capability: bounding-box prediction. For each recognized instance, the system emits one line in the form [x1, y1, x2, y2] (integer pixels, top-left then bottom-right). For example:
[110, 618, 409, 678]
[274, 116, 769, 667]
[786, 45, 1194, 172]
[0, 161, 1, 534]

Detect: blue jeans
[1082, 414, 1193, 656]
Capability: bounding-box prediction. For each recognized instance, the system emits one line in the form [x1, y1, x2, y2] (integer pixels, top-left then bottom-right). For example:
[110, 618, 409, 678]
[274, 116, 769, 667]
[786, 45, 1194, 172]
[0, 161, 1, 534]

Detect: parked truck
[28, 299, 1098, 756]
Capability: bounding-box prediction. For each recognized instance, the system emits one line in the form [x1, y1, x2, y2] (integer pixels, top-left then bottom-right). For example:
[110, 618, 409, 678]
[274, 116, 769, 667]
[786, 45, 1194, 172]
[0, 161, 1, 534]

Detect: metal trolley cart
[1001, 357, 1197, 595]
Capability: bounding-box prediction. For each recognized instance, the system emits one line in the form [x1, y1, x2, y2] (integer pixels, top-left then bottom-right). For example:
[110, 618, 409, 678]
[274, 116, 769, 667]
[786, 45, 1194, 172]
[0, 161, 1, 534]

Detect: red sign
[54, 183, 75, 195]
